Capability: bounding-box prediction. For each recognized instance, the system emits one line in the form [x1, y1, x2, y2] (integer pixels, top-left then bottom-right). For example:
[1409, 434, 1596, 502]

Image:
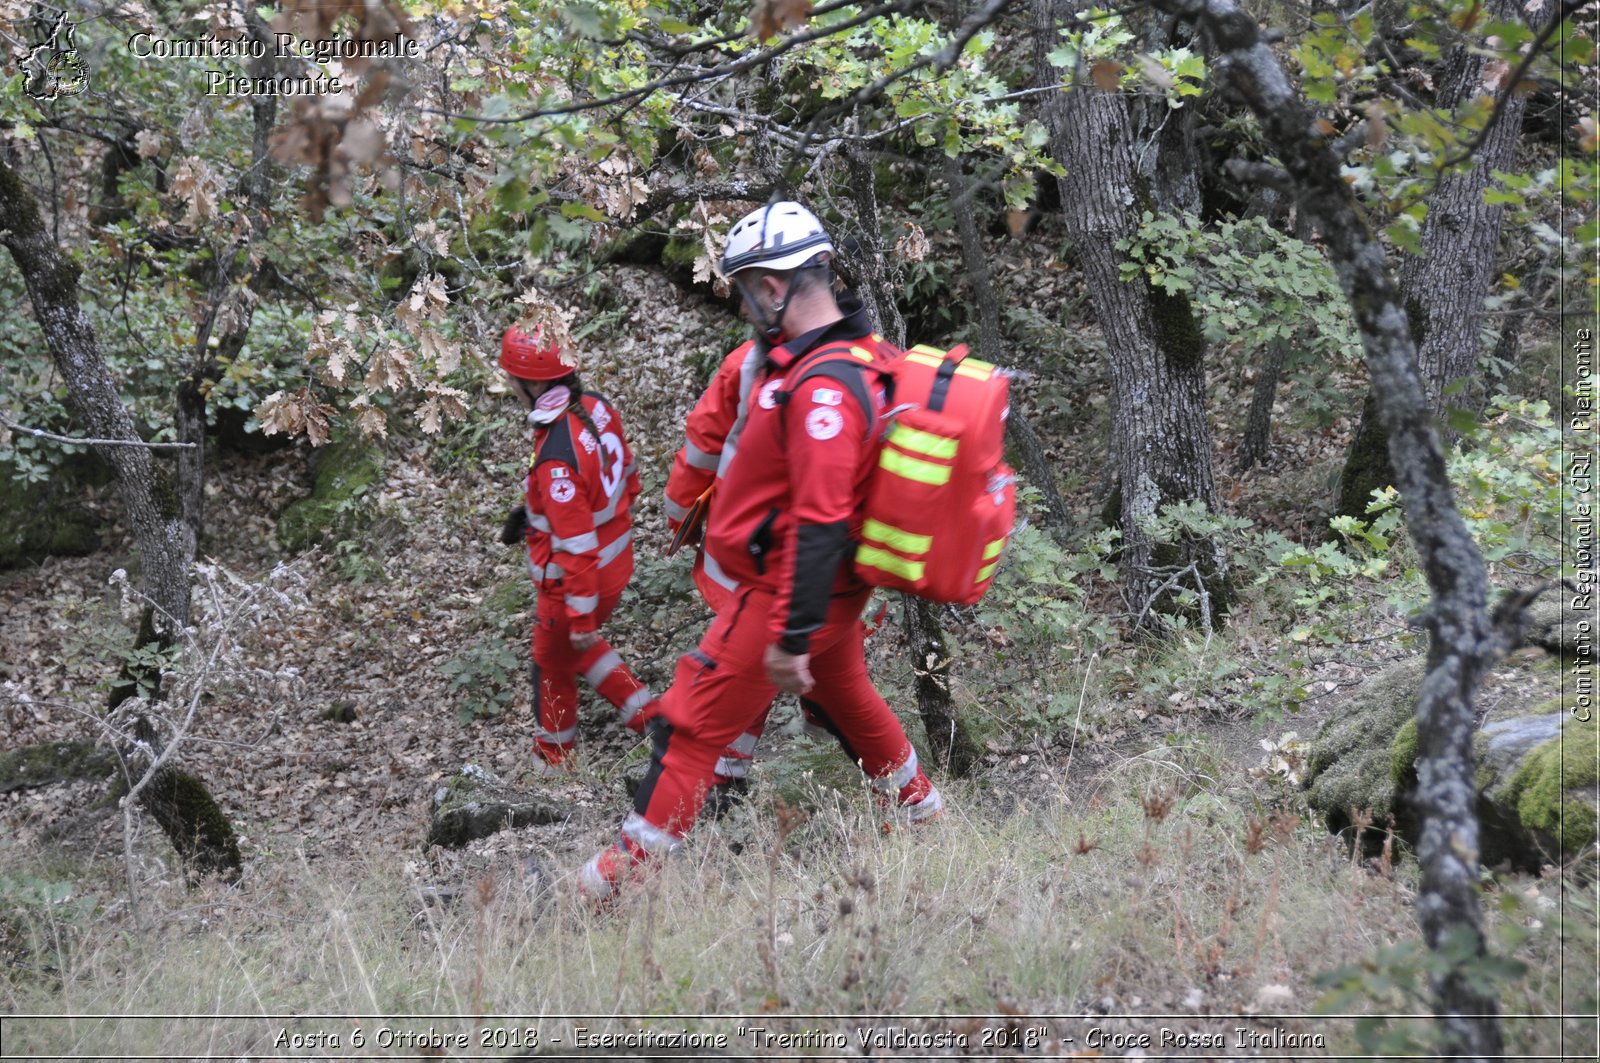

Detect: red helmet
[500, 324, 573, 381]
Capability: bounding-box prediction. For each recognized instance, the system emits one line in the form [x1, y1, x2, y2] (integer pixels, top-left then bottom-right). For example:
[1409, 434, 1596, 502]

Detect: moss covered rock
[275, 436, 386, 553]
[0, 740, 116, 792]
[1478, 698, 1597, 865]
[1312, 658, 1594, 869]
[1305, 657, 1427, 833]
[1519, 595, 1596, 661]
[0, 473, 101, 569]
[427, 764, 568, 849]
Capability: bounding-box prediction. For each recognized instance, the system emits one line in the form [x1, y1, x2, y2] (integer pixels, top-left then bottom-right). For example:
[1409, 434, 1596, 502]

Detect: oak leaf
[750, 0, 812, 41]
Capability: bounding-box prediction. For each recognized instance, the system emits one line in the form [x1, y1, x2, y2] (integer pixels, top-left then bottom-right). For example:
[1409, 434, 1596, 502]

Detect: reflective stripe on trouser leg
[638, 606, 776, 840]
[531, 660, 578, 760]
[868, 745, 939, 820]
[575, 639, 655, 731]
[713, 728, 760, 780]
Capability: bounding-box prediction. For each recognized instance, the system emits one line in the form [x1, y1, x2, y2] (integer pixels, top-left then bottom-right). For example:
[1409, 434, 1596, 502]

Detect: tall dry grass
[3, 761, 1592, 1060]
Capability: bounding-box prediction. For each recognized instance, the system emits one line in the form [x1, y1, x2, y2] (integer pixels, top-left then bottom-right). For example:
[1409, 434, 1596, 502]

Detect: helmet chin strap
[736, 275, 795, 342]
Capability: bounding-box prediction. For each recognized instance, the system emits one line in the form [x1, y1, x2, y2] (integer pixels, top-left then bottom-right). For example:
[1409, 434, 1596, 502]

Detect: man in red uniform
[662, 337, 775, 792]
[581, 203, 944, 895]
[498, 324, 658, 770]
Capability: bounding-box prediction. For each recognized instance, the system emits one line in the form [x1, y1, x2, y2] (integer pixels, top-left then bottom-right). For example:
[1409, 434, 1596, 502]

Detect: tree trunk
[1335, 0, 1535, 516]
[944, 155, 1074, 545]
[845, 148, 980, 776]
[176, 23, 278, 544]
[0, 152, 240, 880]
[1151, 1, 1512, 1055]
[901, 595, 981, 775]
[1033, 0, 1230, 622]
[1135, 19, 1202, 217]
[1237, 338, 1287, 471]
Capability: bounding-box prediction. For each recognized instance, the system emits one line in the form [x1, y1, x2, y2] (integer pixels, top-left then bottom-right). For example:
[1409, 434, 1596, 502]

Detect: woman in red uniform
[498, 324, 658, 770]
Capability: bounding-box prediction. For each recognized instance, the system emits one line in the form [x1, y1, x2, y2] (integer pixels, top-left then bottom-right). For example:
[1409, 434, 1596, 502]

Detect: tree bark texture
[0, 152, 240, 879]
[1336, 0, 1535, 517]
[1033, 0, 1229, 618]
[1151, 2, 1510, 1056]
[177, 23, 278, 544]
[0, 154, 193, 637]
[1135, 18, 1203, 216]
[944, 155, 1074, 544]
[1237, 338, 1286, 471]
[844, 149, 979, 776]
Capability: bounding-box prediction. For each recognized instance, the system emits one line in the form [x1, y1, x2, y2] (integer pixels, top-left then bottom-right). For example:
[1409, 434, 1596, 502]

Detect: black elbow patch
[785, 520, 851, 646]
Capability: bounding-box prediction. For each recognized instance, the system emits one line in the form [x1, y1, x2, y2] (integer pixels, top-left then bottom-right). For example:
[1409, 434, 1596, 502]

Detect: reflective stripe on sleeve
[526, 558, 545, 582]
[529, 513, 551, 532]
[567, 593, 600, 615]
[552, 530, 601, 554]
[664, 496, 690, 522]
[684, 442, 720, 470]
[621, 811, 683, 856]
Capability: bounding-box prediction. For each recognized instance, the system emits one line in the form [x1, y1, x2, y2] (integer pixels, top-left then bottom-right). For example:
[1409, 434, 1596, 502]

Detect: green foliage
[975, 505, 1118, 658]
[1046, 9, 1207, 109]
[1118, 210, 1360, 424]
[1315, 926, 1529, 1055]
[440, 638, 524, 726]
[1286, 0, 1597, 286]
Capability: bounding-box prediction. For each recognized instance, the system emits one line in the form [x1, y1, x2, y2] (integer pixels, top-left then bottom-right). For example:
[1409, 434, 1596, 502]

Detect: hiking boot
[577, 844, 628, 904]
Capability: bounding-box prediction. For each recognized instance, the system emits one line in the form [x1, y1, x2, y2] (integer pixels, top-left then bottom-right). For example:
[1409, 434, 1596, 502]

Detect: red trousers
[626, 586, 934, 844]
[532, 589, 655, 764]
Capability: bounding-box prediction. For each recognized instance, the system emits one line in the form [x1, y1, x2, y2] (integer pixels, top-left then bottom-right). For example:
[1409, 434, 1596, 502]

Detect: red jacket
[523, 393, 640, 633]
[702, 306, 896, 652]
[664, 340, 768, 609]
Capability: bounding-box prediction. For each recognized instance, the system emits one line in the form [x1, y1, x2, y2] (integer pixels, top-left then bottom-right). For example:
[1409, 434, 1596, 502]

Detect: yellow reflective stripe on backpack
[856, 545, 926, 582]
[862, 518, 933, 556]
[976, 561, 999, 582]
[904, 347, 996, 380]
[983, 538, 1006, 560]
[880, 447, 951, 486]
[887, 423, 958, 459]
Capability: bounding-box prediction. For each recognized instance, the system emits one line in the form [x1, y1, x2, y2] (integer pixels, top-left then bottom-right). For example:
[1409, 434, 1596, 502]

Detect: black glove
[499, 504, 529, 546]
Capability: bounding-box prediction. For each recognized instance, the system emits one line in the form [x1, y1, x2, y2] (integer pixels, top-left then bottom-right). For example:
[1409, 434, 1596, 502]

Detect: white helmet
[721, 201, 834, 276]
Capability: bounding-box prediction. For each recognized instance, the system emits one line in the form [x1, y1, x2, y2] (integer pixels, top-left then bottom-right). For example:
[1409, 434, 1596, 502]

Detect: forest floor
[0, 256, 1375, 893]
[0, 250, 1589, 1057]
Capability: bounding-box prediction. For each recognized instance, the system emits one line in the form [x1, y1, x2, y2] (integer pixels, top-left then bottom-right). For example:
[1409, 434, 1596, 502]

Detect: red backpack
[785, 342, 1016, 605]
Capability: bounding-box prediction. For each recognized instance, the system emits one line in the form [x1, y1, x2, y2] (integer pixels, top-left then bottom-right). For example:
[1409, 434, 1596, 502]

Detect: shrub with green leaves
[1117, 210, 1360, 424]
[441, 639, 524, 726]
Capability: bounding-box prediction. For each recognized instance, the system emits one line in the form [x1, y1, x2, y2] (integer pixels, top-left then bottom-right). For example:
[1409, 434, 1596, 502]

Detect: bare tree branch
[0, 411, 196, 450]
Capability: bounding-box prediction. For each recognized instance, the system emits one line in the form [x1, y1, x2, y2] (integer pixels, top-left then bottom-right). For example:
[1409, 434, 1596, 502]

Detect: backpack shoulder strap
[905, 343, 970, 413]
[776, 342, 887, 439]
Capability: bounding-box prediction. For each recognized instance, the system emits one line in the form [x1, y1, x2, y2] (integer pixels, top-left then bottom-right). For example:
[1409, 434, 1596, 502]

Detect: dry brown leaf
[170, 157, 221, 224]
[750, 0, 812, 41]
[351, 397, 388, 439]
[1089, 60, 1123, 93]
[365, 346, 414, 392]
